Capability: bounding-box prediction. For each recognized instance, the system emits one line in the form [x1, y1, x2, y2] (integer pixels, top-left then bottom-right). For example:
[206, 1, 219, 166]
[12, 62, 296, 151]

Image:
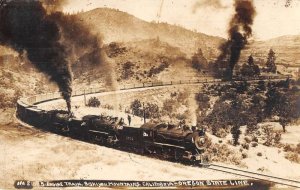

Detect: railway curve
[15, 77, 297, 188]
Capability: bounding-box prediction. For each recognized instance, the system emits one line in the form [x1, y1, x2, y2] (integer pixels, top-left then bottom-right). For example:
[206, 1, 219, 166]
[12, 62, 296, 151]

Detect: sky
[62, 0, 300, 40]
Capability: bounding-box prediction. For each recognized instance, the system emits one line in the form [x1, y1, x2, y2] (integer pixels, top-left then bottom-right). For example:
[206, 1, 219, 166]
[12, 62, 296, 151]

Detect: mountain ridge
[77, 7, 300, 66]
[77, 7, 225, 59]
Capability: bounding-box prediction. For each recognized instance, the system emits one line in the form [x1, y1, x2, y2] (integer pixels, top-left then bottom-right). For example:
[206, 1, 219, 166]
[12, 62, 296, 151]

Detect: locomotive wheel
[88, 133, 104, 144]
[136, 147, 146, 154]
[94, 135, 105, 144]
[193, 160, 201, 166]
[107, 135, 118, 147]
[54, 125, 70, 136]
[144, 146, 155, 154]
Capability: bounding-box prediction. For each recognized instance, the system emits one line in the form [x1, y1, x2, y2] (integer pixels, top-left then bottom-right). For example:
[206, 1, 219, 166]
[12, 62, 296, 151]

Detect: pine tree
[240, 55, 260, 77]
[231, 125, 241, 146]
[191, 48, 208, 72]
[248, 54, 254, 66]
[266, 49, 277, 73]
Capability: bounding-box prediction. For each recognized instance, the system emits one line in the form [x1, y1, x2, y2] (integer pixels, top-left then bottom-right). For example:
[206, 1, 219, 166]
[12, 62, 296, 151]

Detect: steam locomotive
[16, 101, 207, 164]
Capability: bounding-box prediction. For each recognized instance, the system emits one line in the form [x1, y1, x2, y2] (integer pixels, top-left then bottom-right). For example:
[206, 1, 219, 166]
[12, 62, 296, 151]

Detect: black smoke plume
[0, 0, 107, 112]
[216, 0, 256, 79]
[0, 0, 72, 112]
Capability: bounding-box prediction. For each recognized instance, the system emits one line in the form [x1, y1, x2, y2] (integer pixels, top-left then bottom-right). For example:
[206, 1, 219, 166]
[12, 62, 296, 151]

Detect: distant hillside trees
[107, 42, 127, 58]
[122, 61, 135, 79]
[191, 48, 208, 72]
[240, 55, 260, 77]
[148, 60, 169, 77]
[265, 49, 277, 73]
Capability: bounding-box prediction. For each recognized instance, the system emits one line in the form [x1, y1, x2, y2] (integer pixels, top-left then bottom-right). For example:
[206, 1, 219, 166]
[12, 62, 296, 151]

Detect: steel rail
[207, 164, 300, 188]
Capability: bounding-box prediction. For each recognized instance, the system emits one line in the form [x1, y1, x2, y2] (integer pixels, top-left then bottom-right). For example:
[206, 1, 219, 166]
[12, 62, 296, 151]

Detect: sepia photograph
[0, 0, 300, 189]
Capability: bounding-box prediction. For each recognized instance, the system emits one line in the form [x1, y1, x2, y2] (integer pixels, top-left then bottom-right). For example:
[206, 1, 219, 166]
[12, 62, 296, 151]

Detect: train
[16, 99, 207, 165]
[231, 74, 289, 81]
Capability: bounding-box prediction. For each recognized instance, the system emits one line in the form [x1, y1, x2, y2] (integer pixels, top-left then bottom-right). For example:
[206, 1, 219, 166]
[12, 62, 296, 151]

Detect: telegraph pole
[142, 102, 146, 124]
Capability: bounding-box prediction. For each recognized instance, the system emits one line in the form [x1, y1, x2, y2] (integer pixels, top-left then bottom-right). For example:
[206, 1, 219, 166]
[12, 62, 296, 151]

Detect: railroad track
[206, 163, 300, 188]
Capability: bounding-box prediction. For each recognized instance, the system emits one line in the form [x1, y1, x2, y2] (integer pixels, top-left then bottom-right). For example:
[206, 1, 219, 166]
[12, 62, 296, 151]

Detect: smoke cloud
[42, 0, 69, 12]
[193, 0, 227, 13]
[0, 0, 109, 112]
[215, 0, 256, 79]
[0, 0, 73, 111]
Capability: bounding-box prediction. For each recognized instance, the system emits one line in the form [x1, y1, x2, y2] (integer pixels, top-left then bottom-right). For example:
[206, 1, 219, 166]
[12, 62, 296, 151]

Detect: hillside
[104, 39, 206, 84]
[77, 8, 300, 68]
[240, 35, 300, 67]
[1, 8, 299, 104]
[0, 47, 55, 103]
[77, 8, 224, 59]
[1, 8, 300, 113]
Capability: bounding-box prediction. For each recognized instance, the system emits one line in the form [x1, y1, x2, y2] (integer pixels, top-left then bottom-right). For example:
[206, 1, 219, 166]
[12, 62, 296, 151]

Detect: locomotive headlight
[194, 135, 205, 149]
[199, 137, 205, 144]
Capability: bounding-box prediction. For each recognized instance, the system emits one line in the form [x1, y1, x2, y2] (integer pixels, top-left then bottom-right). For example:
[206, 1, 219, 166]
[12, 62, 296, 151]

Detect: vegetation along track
[205, 164, 300, 188]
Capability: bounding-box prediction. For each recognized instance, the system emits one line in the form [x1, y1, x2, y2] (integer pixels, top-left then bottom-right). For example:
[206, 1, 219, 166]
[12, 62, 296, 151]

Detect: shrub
[87, 97, 100, 107]
[251, 142, 258, 147]
[244, 136, 251, 143]
[283, 144, 294, 152]
[206, 143, 242, 165]
[252, 136, 258, 142]
[257, 167, 267, 172]
[107, 42, 127, 57]
[274, 132, 281, 144]
[257, 152, 262, 157]
[241, 143, 250, 150]
[130, 99, 143, 117]
[175, 113, 187, 121]
[103, 104, 113, 110]
[215, 128, 228, 138]
[148, 62, 169, 77]
[296, 143, 300, 154]
[122, 61, 135, 79]
[285, 152, 300, 163]
[242, 153, 248, 159]
[145, 102, 160, 119]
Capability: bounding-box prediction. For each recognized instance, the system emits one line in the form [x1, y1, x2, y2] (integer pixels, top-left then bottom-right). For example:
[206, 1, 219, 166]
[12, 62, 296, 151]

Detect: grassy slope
[77, 8, 224, 59]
